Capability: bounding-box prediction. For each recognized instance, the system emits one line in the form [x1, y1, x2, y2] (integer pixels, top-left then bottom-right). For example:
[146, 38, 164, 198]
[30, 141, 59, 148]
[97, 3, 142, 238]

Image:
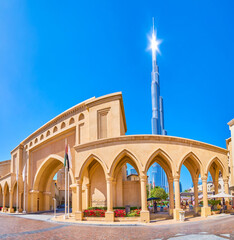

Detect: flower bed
[114, 209, 126, 217]
[83, 208, 141, 217]
[83, 209, 106, 217]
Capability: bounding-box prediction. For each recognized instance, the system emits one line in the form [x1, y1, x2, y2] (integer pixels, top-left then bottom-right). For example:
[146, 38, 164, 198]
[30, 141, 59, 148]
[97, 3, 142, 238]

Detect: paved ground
[0, 213, 233, 239]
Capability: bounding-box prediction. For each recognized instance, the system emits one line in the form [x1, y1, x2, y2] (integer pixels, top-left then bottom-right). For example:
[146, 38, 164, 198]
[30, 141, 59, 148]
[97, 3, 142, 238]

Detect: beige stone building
[0, 92, 233, 222]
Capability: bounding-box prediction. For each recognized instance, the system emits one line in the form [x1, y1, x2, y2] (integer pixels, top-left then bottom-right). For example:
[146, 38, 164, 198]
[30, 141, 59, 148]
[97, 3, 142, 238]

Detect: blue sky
[0, 0, 233, 190]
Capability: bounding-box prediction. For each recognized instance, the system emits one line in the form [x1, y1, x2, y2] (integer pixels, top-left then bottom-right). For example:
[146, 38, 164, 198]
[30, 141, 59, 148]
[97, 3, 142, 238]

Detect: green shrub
[87, 207, 107, 210]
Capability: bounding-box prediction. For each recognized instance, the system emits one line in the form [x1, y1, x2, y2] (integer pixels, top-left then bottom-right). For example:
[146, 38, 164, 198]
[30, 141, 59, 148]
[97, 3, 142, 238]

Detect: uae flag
[64, 142, 70, 171]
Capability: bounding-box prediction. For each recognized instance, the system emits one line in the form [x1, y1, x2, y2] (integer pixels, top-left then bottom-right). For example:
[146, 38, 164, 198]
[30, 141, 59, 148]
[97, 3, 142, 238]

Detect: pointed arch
[178, 152, 203, 178]
[78, 154, 108, 180]
[206, 156, 227, 178]
[53, 126, 58, 133]
[69, 117, 75, 125]
[3, 181, 9, 194]
[61, 122, 66, 129]
[144, 148, 174, 179]
[78, 113, 85, 121]
[33, 154, 75, 191]
[109, 149, 143, 178]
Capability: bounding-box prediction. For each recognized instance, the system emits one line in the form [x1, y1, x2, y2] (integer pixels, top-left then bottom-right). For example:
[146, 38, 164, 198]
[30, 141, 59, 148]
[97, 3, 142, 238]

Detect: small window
[53, 126, 58, 133]
[69, 117, 75, 125]
[34, 138, 38, 144]
[40, 134, 44, 140]
[29, 142, 32, 147]
[46, 130, 50, 137]
[61, 122, 66, 129]
[78, 113, 85, 121]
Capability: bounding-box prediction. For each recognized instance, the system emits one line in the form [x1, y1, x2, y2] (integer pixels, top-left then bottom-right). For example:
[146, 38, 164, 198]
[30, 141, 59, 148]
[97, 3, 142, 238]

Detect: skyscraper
[150, 18, 166, 135]
[150, 18, 167, 192]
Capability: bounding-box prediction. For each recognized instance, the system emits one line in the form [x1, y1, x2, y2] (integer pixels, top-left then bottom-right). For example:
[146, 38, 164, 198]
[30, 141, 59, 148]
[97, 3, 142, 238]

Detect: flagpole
[64, 165, 68, 219]
[23, 178, 26, 213]
[16, 178, 19, 213]
[68, 171, 70, 218]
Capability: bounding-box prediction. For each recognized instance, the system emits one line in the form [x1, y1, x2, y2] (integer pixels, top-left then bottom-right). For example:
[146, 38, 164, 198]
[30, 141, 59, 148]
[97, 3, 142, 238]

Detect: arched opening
[114, 161, 140, 209]
[32, 155, 74, 214]
[80, 156, 107, 210]
[0, 185, 2, 208]
[109, 150, 141, 212]
[4, 183, 9, 209]
[206, 158, 227, 209]
[145, 150, 173, 220]
[178, 153, 201, 216]
[13, 182, 18, 210]
[40, 134, 44, 140]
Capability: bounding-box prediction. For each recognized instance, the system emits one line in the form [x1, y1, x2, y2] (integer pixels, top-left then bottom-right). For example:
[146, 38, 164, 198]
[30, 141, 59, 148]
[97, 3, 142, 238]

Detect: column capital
[193, 177, 199, 183]
[85, 183, 91, 188]
[140, 175, 148, 182]
[223, 178, 229, 184]
[106, 177, 114, 182]
[43, 191, 51, 195]
[201, 176, 207, 182]
[76, 179, 83, 185]
[168, 178, 174, 183]
[173, 175, 180, 181]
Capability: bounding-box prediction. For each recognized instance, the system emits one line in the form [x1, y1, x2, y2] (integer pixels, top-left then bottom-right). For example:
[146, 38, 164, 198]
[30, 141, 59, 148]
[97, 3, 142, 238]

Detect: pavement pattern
[0, 213, 233, 239]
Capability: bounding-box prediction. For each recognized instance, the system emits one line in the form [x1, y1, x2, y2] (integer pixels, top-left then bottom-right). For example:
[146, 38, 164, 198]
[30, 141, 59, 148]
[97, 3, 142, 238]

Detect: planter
[115, 217, 140, 222]
[83, 217, 106, 221]
[211, 210, 220, 215]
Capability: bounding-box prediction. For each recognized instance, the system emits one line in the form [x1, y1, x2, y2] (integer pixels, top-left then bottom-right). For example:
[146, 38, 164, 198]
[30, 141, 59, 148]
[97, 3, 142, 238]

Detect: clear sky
[1, 1, 233, 190]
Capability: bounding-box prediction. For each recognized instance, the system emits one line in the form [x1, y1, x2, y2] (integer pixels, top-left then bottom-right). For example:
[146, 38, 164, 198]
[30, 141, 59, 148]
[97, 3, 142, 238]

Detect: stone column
[19, 192, 23, 212]
[9, 190, 14, 213]
[105, 177, 114, 222]
[29, 190, 39, 212]
[168, 179, 174, 216]
[2, 193, 5, 212]
[224, 178, 229, 205]
[75, 180, 83, 221]
[85, 184, 90, 209]
[193, 178, 199, 213]
[43, 192, 51, 211]
[201, 176, 211, 217]
[112, 180, 117, 208]
[140, 175, 150, 223]
[173, 176, 182, 220]
[213, 180, 219, 194]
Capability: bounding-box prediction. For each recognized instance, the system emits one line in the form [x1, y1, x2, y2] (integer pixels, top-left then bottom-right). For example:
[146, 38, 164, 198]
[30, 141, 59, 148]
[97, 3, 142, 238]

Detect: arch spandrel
[109, 149, 143, 178]
[144, 148, 175, 178]
[205, 156, 228, 179]
[77, 154, 108, 180]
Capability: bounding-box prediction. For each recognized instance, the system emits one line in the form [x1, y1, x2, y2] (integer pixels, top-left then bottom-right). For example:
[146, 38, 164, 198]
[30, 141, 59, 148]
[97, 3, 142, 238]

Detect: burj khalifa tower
[150, 18, 168, 192]
[150, 18, 166, 135]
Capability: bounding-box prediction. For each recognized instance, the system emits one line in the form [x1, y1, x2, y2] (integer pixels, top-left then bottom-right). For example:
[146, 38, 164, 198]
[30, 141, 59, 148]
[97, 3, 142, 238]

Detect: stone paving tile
[0, 214, 233, 240]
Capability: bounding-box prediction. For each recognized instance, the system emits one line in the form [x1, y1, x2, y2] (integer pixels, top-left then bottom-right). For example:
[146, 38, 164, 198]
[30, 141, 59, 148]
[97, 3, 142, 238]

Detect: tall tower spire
[151, 17, 160, 134]
[150, 18, 166, 135]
